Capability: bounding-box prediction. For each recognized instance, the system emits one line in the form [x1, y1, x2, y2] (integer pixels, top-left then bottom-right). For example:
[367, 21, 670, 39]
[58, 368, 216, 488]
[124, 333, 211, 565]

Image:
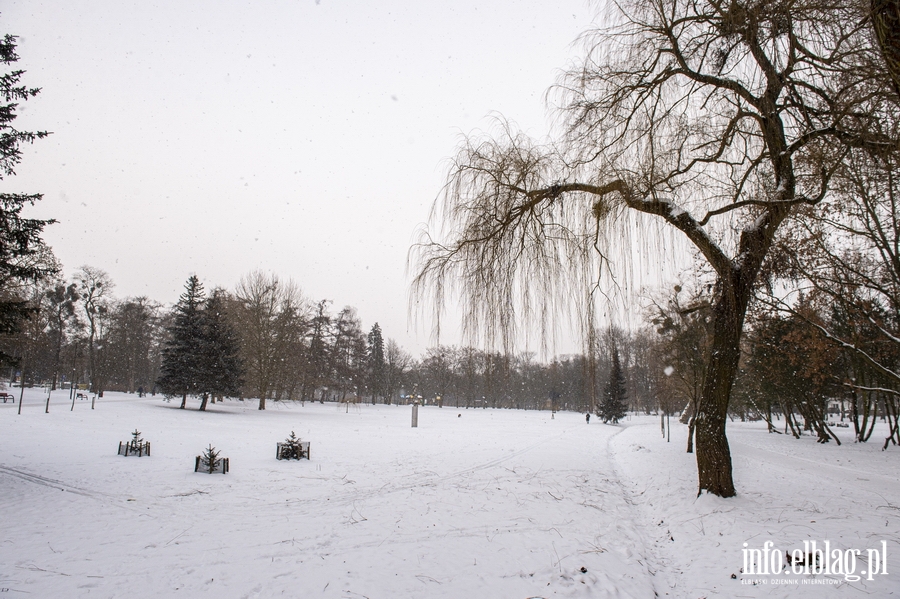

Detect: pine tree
[305, 300, 331, 403]
[599, 347, 627, 424]
[0, 34, 55, 367]
[279, 431, 304, 460]
[157, 276, 206, 408]
[200, 444, 221, 473]
[367, 323, 385, 403]
[197, 288, 243, 410]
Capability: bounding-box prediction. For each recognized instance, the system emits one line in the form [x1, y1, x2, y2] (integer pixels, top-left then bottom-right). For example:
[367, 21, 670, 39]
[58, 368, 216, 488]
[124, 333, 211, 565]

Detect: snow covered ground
[1, 390, 897, 598]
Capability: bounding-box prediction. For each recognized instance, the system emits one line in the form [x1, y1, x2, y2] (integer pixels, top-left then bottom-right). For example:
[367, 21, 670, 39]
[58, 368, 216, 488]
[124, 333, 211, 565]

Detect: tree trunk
[199, 393, 209, 411]
[872, 0, 900, 99]
[180, 393, 187, 409]
[17, 360, 26, 415]
[693, 279, 746, 498]
[686, 416, 696, 453]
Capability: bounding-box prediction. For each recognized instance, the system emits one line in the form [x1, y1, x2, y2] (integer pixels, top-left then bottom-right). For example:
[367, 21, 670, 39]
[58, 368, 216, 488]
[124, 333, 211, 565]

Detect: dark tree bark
[872, 0, 900, 98]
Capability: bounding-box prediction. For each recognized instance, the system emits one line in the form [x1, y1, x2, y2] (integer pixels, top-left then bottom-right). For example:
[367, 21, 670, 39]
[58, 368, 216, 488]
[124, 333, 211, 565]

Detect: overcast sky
[4, 0, 599, 355]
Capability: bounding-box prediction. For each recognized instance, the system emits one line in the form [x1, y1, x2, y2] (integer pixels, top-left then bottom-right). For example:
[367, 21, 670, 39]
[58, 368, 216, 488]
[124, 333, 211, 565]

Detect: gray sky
[4, 0, 597, 355]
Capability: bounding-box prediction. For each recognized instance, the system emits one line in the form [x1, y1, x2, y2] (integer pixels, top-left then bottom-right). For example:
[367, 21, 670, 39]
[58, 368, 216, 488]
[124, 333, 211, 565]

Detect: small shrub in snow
[195, 444, 229, 474]
[118, 429, 150, 457]
[276, 431, 310, 460]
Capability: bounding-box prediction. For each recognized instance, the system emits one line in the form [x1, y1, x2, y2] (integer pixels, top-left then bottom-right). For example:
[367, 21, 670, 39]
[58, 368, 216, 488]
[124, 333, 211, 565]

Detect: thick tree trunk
[199, 393, 209, 411]
[693, 276, 749, 498]
[872, 0, 900, 98]
[180, 393, 187, 409]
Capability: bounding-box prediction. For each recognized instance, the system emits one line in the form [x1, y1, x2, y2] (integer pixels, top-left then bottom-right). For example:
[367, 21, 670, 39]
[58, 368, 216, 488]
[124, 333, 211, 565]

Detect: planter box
[195, 455, 229, 474]
[118, 441, 150, 457]
[276, 441, 310, 460]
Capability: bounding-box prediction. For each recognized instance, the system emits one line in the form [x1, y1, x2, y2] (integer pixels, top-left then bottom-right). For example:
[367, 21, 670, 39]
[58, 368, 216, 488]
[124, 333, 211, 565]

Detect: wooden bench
[0, 392, 14, 404]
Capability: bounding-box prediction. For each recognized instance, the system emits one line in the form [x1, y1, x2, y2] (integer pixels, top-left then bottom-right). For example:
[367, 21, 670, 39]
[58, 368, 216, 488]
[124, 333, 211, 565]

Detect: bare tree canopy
[413, 0, 899, 497]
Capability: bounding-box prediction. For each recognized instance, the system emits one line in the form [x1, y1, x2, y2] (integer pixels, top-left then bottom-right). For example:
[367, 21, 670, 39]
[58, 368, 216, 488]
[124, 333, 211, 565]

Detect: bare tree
[106, 297, 162, 393]
[233, 271, 309, 409]
[384, 338, 412, 404]
[74, 266, 114, 396]
[44, 280, 79, 390]
[413, 0, 897, 496]
[758, 149, 900, 447]
[649, 284, 714, 451]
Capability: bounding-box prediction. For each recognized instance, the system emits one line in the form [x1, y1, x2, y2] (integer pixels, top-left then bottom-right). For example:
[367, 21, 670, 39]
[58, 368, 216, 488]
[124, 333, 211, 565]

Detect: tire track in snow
[0, 465, 98, 497]
[0, 464, 152, 518]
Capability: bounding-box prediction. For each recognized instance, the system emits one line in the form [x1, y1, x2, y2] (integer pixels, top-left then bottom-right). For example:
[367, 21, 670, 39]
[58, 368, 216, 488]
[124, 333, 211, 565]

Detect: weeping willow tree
[412, 0, 898, 497]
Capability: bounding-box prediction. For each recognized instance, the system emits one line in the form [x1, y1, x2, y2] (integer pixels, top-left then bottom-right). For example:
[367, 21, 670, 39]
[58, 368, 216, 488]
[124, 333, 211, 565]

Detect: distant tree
[74, 266, 114, 394]
[599, 347, 627, 424]
[44, 281, 79, 389]
[744, 304, 841, 443]
[367, 323, 385, 403]
[105, 297, 160, 393]
[384, 339, 412, 404]
[649, 284, 713, 451]
[328, 306, 366, 402]
[0, 33, 54, 367]
[233, 271, 308, 409]
[158, 276, 206, 408]
[197, 288, 243, 411]
[420, 346, 457, 406]
[304, 299, 331, 402]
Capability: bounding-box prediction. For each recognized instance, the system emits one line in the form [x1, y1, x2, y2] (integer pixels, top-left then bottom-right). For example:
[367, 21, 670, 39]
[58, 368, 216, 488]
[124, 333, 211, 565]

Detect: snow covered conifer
[367, 323, 385, 403]
[600, 347, 627, 424]
[0, 34, 55, 368]
[197, 288, 243, 411]
[158, 275, 206, 408]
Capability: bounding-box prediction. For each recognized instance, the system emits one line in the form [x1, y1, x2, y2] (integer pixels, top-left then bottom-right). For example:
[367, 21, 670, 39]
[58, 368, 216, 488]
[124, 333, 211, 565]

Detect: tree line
[3, 5, 900, 499]
[2, 223, 898, 450]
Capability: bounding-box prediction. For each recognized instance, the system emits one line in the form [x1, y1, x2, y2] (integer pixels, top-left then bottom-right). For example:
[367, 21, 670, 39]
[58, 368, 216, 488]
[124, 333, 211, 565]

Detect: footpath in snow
[1, 390, 654, 598]
[1, 390, 898, 598]
[611, 416, 900, 598]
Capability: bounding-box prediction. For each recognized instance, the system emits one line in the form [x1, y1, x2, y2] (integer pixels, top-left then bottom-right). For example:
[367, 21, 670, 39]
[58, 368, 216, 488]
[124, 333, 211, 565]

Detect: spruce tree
[0, 34, 55, 367]
[197, 288, 243, 410]
[158, 276, 206, 408]
[599, 347, 627, 424]
[367, 322, 385, 403]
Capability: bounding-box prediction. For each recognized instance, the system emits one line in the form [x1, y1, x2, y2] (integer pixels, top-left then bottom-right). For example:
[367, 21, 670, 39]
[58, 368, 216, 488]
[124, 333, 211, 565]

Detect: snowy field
[1, 390, 898, 598]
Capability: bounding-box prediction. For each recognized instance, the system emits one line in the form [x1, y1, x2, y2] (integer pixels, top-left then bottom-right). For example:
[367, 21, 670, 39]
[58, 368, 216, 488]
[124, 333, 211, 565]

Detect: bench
[76, 392, 88, 400]
[0, 392, 14, 404]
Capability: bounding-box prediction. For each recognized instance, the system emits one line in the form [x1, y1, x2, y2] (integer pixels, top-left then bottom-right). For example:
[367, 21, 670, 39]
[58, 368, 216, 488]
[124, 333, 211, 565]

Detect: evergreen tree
[157, 276, 206, 408]
[599, 347, 627, 424]
[197, 288, 243, 410]
[303, 299, 331, 402]
[367, 322, 385, 403]
[0, 34, 55, 367]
